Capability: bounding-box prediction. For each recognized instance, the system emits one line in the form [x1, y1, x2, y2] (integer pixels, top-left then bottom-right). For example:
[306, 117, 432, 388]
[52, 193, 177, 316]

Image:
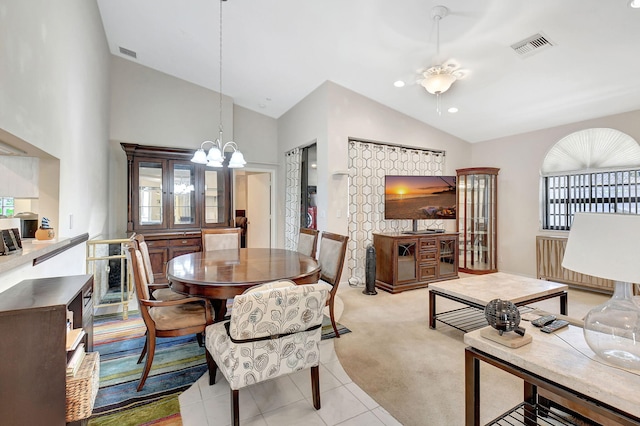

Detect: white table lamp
[562, 212, 640, 369]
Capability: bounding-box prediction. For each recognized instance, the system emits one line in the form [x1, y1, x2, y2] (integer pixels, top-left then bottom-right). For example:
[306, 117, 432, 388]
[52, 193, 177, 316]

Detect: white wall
[108, 57, 278, 236]
[0, 0, 111, 291]
[471, 109, 640, 278]
[278, 81, 472, 242]
[277, 83, 329, 247]
[109, 56, 234, 150]
[325, 82, 471, 235]
[233, 105, 279, 166]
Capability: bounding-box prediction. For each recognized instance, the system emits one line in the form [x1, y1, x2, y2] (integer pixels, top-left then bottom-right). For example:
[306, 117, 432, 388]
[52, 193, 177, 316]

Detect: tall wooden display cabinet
[456, 168, 499, 274]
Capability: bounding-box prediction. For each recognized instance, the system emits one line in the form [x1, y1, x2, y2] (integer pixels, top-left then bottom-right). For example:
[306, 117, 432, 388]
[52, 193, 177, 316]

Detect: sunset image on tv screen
[384, 175, 456, 220]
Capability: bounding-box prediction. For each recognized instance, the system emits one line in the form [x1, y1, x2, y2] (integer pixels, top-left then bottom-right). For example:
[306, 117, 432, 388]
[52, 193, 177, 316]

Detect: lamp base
[583, 281, 640, 369]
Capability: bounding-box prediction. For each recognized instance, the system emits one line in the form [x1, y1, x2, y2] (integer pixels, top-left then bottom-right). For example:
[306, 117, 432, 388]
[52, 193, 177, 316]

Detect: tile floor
[96, 291, 398, 425]
[178, 338, 402, 426]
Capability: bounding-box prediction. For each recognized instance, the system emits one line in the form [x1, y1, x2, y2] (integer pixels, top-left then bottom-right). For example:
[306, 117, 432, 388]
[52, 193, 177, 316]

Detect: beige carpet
[332, 278, 608, 426]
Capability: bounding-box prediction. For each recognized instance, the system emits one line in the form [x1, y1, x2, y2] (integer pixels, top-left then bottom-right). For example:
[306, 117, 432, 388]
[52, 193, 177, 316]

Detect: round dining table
[166, 248, 321, 321]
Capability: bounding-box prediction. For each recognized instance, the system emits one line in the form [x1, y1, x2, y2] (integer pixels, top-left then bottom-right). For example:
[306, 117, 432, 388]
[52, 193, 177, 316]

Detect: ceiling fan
[417, 5, 469, 113]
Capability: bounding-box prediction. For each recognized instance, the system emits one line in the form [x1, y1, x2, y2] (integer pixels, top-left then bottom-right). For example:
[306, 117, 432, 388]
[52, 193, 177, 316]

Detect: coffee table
[429, 272, 568, 332]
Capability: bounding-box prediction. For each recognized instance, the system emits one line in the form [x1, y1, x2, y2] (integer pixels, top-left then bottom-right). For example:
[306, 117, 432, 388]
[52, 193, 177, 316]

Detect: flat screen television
[384, 175, 457, 220]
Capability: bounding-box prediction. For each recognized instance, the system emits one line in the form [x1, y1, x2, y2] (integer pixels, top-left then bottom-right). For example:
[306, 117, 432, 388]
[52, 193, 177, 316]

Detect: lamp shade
[562, 212, 640, 283]
[421, 73, 456, 95]
[206, 146, 223, 162]
[228, 151, 246, 168]
[563, 212, 640, 369]
[190, 148, 208, 164]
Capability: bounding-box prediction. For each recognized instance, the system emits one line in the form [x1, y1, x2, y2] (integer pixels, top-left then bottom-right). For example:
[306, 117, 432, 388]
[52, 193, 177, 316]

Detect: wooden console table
[373, 232, 458, 293]
[0, 275, 95, 425]
[464, 321, 640, 425]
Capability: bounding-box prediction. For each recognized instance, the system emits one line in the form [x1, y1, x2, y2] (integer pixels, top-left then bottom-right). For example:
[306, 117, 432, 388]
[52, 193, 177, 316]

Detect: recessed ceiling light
[311, 163, 317, 169]
[629, 0, 640, 8]
[447, 107, 459, 113]
[393, 80, 405, 88]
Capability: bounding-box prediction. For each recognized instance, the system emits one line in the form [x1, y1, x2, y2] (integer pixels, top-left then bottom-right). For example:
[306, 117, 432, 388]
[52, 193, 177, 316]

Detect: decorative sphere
[485, 299, 522, 336]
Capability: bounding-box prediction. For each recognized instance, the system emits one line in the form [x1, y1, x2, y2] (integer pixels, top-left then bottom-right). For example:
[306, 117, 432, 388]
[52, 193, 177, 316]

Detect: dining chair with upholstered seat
[297, 227, 319, 258]
[126, 244, 213, 391]
[318, 231, 349, 338]
[204, 280, 330, 426]
[133, 234, 187, 302]
[201, 227, 242, 251]
[131, 235, 202, 365]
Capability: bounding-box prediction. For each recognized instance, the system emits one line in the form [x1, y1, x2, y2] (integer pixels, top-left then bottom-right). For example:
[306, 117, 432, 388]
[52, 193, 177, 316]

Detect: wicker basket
[66, 352, 100, 422]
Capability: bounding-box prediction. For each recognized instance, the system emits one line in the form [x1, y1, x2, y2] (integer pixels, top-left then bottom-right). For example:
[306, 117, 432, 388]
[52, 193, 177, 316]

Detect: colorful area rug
[88, 312, 350, 426]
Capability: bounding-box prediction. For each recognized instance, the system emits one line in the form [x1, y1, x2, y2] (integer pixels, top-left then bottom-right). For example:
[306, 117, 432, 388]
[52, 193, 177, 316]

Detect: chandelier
[191, 0, 246, 168]
[420, 5, 466, 114]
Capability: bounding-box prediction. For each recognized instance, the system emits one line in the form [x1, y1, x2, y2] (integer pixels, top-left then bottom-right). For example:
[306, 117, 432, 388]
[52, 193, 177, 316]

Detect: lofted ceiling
[96, 0, 640, 143]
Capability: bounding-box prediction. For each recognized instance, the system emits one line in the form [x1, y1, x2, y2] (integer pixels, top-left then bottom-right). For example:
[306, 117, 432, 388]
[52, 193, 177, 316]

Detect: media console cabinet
[373, 232, 458, 293]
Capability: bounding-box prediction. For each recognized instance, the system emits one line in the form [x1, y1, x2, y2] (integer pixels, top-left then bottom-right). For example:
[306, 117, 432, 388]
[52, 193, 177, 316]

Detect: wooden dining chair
[133, 234, 187, 301]
[297, 227, 319, 258]
[201, 228, 242, 251]
[318, 231, 349, 338]
[131, 235, 200, 365]
[126, 244, 213, 391]
[205, 280, 330, 426]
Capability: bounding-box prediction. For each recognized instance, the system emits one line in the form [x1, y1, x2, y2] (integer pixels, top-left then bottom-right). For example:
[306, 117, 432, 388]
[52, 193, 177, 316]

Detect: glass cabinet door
[396, 241, 417, 282]
[123, 143, 234, 233]
[171, 162, 196, 226]
[457, 168, 499, 274]
[438, 236, 457, 277]
[138, 161, 164, 227]
[204, 169, 226, 225]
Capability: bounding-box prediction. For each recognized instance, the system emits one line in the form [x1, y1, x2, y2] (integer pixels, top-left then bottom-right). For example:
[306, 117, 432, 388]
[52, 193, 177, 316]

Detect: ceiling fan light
[422, 73, 456, 94]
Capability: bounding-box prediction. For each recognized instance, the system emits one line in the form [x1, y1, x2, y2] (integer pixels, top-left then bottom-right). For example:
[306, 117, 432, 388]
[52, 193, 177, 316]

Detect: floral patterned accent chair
[205, 280, 330, 426]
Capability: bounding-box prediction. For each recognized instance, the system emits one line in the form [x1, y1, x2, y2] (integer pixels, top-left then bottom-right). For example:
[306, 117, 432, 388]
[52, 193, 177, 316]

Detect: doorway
[233, 168, 274, 248]
[300, 143, 317, 230]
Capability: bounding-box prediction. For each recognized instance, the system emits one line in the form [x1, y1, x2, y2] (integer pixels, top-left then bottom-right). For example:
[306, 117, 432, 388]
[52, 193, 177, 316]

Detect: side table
[464, 322, 640, 425]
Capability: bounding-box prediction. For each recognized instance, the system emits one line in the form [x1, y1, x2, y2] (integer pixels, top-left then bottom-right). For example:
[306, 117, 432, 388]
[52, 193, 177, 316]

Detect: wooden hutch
[121, 143, 234, 283]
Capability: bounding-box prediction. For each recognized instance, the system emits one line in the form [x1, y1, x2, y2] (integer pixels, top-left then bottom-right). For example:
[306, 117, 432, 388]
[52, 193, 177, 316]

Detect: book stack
[66, 321, 86, 378]
[66, 328, 85, 352]
[67, 343, 86, 377]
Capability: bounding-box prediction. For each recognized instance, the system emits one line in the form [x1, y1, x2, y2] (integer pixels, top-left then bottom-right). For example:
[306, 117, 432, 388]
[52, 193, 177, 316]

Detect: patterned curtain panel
[284, 148, 302, 250]
[346, 140, 447, 285]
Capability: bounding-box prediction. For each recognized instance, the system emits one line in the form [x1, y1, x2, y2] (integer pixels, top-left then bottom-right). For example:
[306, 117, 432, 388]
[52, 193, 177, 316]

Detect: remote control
[531, 314, 557, 327]
[541, 319, 569, 333]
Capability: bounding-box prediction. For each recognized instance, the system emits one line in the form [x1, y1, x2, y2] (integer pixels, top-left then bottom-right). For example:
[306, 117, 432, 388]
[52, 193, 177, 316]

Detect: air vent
[119, 46, 137, 59]
[511, 33, 554, 58]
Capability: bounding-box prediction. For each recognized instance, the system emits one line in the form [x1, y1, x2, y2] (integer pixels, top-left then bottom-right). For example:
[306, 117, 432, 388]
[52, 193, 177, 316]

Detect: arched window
[541, 128, 640, 230]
